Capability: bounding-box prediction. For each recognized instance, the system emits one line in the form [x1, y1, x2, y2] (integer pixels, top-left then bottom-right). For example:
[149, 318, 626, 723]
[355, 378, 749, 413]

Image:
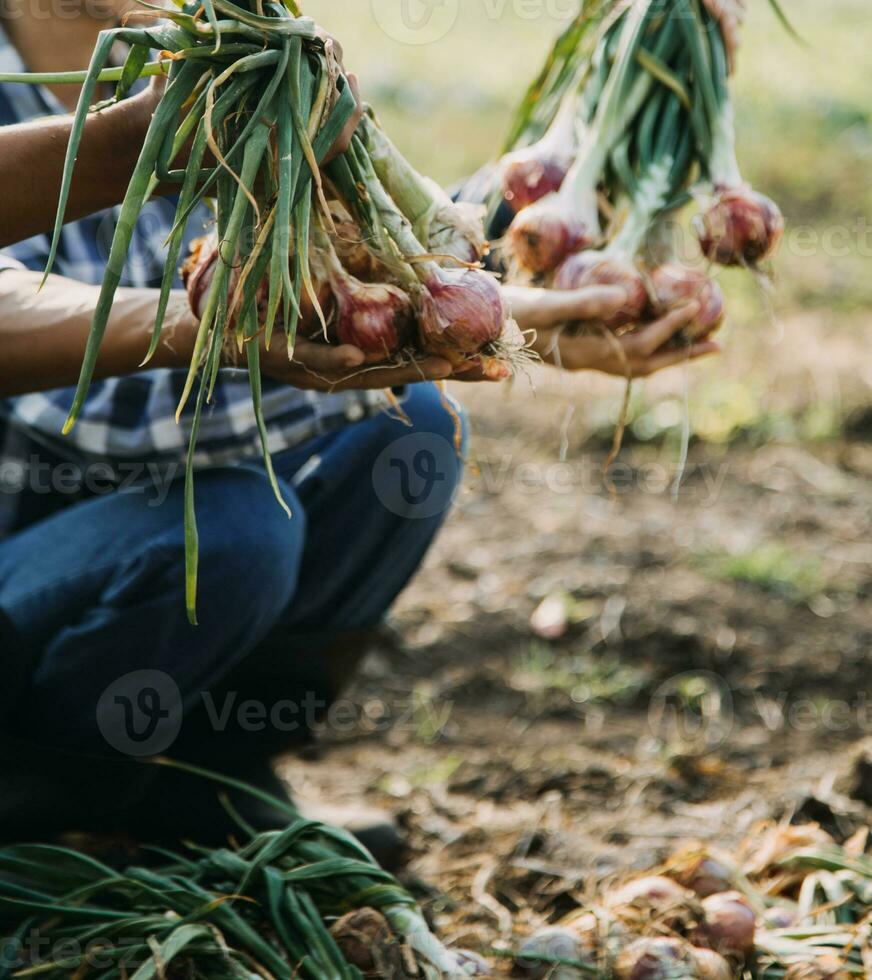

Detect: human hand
[315, 28, 363, 163]
[502, 283, 630, 335]
[535, 302, 720, 378]
[258, 335, 456, 392]
[701, 0, 746, 72]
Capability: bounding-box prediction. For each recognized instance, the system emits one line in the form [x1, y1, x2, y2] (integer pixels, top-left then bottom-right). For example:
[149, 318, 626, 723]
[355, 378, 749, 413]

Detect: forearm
[0, 269, 195, 396]
[0, 92, 151, 248]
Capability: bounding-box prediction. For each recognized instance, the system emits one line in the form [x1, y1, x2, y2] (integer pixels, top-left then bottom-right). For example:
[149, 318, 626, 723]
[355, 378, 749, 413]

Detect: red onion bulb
[419, 268, 507, 363]
[692, 947, 733, 980]
[507, 193, 597, 276]
[694, 185, 784, 267]
[784, 955, 853, 980]
[649, 264, 725, 341]
[553, 250, 649, 330]
[668, 850, 735, 898]
[183, 235, 221, 321]
[696, 891, 756, 958]
[329, 272, 413, 361]
[614, 938, 698, 980]
[501, 152, 572, 214]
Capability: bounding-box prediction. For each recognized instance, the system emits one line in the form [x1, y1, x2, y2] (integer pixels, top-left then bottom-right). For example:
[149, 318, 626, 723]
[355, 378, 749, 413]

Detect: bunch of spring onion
[487, 0, 787, 341]
[0, 764, 486, 979]
[0, 1, 523, 624]
[504, 825, 872, 980]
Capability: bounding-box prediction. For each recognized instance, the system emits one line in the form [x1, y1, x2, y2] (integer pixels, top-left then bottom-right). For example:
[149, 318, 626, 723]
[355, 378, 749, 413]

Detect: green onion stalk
[499, 0, 616, 154]
[500, 0, 788, 285]
[552, 88, 702, 333]
[359, 112, 489, 266]
[505, 0, 682, 277]
[690, 11, 785, 268]
[486, 2, 629, 224]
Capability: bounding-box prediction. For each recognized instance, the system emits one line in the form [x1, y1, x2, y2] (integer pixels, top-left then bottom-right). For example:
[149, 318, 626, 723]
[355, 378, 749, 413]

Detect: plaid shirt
[0, 26, 387, 537]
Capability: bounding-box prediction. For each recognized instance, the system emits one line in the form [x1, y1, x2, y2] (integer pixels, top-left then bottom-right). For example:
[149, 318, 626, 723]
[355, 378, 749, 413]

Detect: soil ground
[277, 313, 872, 967]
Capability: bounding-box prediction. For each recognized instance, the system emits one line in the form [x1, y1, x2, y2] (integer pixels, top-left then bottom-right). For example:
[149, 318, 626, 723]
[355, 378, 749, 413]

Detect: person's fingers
[330, 356, 454, 390]
[347, 72, 361, 104]
[701, 0, 743, 72]
[289, 339, 366, 373]
[553, 285, 630, 325]
[629, 302, 701, 357]
[315, 27, 345, 66]
[450, 356, 511, 382]
[635, 340, 721, 378]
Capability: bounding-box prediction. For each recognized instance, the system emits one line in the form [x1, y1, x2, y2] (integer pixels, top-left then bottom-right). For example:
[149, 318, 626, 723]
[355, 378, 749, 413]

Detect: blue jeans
[0, 384, 465, 764]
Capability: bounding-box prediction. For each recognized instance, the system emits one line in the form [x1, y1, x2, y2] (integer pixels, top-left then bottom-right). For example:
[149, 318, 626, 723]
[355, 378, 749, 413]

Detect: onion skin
[692, 948, 733, 980]
[428, 200, 490, 265]
[329, 909, 393, 972]
[507, 194, 596, 275]
[696, 891, 756, 959]
[607, 876, 691, 909]
[331, 276, 413, 362]
[183, 235, 221, 321]
[332, 221, 390, 283]
[501, 152, 571, 214]
[419, 268, 507, 363]
[184, 233, 333, 332]
[514, 927, 591, 978]
[553, 251, 649, 331]
[695, 185, 784, 267]
[649, 264, 725, 341]
[743, 824, 833, 877]
[783, 955, 853, 980]
[614, 938, 698, 980]
[606, 876, 698, 933]
[763, 905, 797, 929]
[667, 850, 735, 898]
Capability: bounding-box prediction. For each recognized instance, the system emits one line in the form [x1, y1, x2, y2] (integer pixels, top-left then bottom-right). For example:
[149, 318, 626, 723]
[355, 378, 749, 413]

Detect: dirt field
[278, 307, 872, 965]
[272, 3, 872, 964]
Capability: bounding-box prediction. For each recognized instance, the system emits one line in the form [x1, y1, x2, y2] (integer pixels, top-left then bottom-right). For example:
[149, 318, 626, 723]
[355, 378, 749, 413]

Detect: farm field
[280, 0, 872, 962]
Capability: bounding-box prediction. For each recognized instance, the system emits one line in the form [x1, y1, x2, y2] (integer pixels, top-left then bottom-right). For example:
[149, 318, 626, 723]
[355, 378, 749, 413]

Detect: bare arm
[0, 87, 157, 249]
[0, 268, 195, 395]
[0, 269, 454, 398]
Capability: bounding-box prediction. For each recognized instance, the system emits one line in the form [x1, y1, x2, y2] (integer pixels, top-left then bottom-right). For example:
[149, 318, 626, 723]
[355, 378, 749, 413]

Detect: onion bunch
[492, 0, 786, 348]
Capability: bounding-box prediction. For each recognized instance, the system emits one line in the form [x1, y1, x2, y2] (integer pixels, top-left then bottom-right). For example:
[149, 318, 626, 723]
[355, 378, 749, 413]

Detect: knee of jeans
[195, 468, 306, 608]
[104, 468, 307, 627]
[366, 384, 466, 529]
[402, 383, 469, 462]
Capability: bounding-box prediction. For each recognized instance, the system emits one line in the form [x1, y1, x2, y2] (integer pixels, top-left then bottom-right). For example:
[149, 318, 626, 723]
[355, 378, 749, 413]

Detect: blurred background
[288, 0, 872, 950]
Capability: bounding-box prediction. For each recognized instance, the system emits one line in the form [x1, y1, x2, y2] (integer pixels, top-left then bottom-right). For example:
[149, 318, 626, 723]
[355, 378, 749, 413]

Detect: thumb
[560, 285, 634, 323]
